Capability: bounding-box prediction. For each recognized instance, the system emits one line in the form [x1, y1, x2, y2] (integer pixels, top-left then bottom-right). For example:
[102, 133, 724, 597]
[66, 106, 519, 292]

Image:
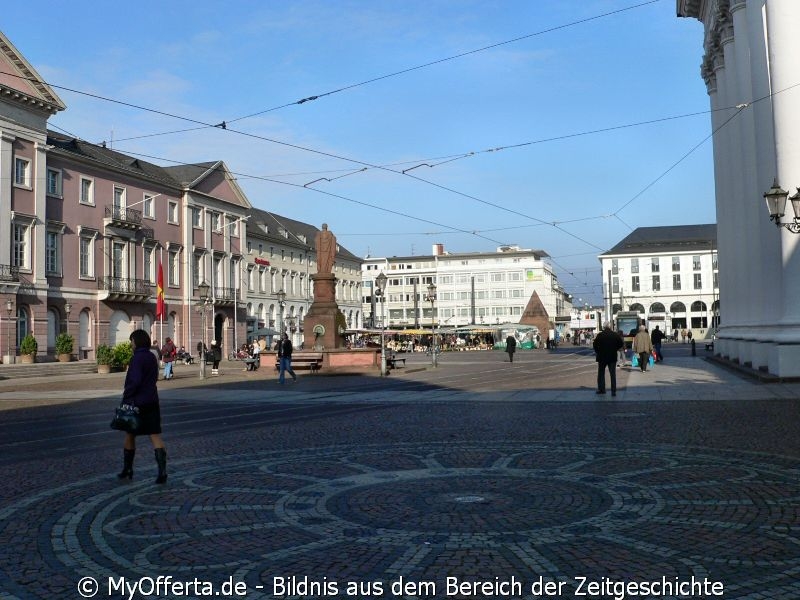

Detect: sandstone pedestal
[304, 273, 343, 351]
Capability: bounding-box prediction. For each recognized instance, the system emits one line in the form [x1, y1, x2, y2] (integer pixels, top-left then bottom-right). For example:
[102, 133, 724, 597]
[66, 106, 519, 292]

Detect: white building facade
[362, 244, 567, 330]
[678, 0, 800, 376]
[600, 225, 719, 339]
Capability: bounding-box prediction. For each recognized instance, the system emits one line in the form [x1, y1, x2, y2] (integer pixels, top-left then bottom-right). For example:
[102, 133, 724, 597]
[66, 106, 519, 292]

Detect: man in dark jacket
[651, 326, 665, 363]
[593, 323, 624, 396]
[277, 333, 297, 384]
[506, 335, 517, 363]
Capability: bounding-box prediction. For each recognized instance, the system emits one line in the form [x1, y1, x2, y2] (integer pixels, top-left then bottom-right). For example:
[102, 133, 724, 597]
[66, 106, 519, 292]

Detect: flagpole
[160, 248, 164, 345]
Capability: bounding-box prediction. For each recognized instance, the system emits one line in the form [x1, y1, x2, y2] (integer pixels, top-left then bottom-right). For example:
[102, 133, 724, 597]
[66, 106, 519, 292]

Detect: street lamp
[763, 179, 800, 233]
[64, 303, 71, 336]
[5, 299, 12, 363]
[276, 289, 286, 334]
[196, 281, 213, 379]
[427, 282, 437, 367]
[375, 272, 387, 376]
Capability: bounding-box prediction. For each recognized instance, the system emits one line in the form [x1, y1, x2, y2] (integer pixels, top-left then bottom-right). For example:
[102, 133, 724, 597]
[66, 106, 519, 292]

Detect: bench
[243, 357, 259, 371]
[387, 355, 406, 369]
[274, 352, 323, 373]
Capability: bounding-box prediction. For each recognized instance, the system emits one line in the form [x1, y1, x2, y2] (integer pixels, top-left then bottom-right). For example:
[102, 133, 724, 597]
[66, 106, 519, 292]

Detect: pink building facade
[0, 32, 250, 361]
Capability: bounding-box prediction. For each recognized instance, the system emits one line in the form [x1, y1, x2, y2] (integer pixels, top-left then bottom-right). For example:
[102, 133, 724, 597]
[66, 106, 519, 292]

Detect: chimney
[432, 243, 444, 256]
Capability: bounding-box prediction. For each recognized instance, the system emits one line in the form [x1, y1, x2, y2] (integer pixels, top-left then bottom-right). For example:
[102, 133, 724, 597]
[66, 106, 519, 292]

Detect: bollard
[691, 339, 696, 356]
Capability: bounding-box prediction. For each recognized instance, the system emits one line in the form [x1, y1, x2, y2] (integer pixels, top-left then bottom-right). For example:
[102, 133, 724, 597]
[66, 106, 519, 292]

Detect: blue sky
[4, 0, 712, 304]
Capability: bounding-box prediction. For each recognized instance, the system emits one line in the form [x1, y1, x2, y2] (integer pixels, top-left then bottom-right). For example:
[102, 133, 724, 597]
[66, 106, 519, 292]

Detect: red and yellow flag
[156, 262, 165, 320]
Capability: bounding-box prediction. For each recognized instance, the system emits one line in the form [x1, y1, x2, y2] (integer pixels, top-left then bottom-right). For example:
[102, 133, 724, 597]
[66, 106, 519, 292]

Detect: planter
[97, 364, 111, 374]
[58, 353, 72, 363]
[2, 355, 14, 365]
[20, 354, 35, 364]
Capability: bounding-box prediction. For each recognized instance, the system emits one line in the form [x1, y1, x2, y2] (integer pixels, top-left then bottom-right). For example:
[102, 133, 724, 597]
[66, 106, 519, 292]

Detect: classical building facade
[0, 31, 361, 361]
[599, 225, 719, 339]
[361, 244, 569, 333]
[678, 0, 800, 376]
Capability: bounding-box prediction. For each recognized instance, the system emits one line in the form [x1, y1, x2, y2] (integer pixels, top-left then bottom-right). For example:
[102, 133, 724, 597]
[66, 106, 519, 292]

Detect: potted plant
[19, 334, 38, 364]
[55, 333, 74, 362]
[96, 344, 114, 374]
[113, 341, 134, 370]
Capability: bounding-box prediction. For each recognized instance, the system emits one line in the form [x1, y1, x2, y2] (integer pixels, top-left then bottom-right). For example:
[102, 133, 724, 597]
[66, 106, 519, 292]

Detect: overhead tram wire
[101, 146, 509, 247]
[88, 0, 663, 144]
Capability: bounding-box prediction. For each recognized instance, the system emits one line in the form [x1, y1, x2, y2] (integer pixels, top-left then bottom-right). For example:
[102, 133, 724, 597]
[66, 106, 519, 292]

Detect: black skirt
[135, 403, 162, 436]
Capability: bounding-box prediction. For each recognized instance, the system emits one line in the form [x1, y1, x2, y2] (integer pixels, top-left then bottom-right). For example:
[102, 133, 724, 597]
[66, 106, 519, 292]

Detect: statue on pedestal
[315, 223, 336, 275]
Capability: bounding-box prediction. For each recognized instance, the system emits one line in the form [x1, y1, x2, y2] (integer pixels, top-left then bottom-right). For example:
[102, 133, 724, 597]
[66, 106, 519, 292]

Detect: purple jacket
[122, 347, 160, 407]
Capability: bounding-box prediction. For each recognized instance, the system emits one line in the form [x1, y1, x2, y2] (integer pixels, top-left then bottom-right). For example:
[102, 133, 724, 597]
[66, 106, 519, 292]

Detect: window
[14, 157, 30, 186]
[631, 275, 640, 292]
[111, 241, 125, 279]
[612, 277, 619, 294]
[439, 275, 453, 284]
[143, 194, 155, 219]
[113, 186, 126, 208]
[80, 178, 94, 205]
[694, 273, 702, 289]
[79, 236, 94, 277]
[509, 271, 523, 281]
[672, 256, 681, 272]
[227, 216, 238, 236]
[168, 201, 179, 224]
[169, 250, 180, 285]
[651, 257, 659, 272]
[12, 223, 30, 269]
[713, 271, 718, 289]
[192, 207, 202, 227]
[144, 247, 155, 283]
[46, 231, 59, 274]
[631, 258, 639, 274]
[693, 255, 701, 271]
[673, 274, 681, 290]
[712, 254, 718, 271]
[611, 259, 619, 275]
[490, 273, 505, 282]
[652, 275, 660, 292]
[46, 169, 62, 196]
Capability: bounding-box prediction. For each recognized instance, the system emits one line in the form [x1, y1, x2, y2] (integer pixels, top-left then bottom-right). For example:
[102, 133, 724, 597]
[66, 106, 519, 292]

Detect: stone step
[0, 360, 98, 380]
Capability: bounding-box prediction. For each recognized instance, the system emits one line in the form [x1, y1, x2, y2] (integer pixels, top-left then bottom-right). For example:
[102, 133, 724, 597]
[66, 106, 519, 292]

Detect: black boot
[117, 449, 135, 480]
[154, 448, 167, 484]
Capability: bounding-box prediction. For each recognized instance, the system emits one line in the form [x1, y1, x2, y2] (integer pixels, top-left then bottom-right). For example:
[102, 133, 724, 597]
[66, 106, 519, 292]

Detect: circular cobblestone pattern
[2, 441, 800, 599]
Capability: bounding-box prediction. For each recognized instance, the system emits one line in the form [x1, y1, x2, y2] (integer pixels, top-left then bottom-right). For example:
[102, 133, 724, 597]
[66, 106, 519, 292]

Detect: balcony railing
[105, 205, 143, 227]
[98, 276, 151, 296]
[214, 287, 237, 302]
[0, 264, 20, 282]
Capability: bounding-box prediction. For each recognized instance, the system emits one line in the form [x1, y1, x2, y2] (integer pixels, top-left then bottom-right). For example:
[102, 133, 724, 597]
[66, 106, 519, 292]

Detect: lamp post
[764, 179, 800, 233]
[276, 289, 286, 335]
[427, 282, 437, 367]
[5, 299, 12, 363]
[64, 303, 71, 336]
[196, 281, 213, 379]
[375, 272, 388, 376]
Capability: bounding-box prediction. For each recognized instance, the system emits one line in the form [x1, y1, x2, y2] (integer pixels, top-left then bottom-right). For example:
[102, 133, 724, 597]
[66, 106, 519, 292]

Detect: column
[766, 0, 800, 331]
[0, 133, 13, 266]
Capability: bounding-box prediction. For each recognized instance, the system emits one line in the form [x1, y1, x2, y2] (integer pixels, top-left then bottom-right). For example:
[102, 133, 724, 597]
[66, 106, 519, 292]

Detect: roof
[47, 131, 180, 188]
[162, 162, 221, 186]
[0, 31, 66, 114]
[371, 249, 550, 262]
[246, 208, 361, 263]
[600, 224, 717, 256]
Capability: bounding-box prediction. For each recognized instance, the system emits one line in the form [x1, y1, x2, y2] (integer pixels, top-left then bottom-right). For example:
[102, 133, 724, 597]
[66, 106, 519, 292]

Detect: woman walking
[116, 329, 167, 484]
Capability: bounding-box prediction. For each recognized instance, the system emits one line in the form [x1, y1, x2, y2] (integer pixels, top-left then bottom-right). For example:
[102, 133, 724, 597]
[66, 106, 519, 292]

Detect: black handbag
[110, 403, 140, 433]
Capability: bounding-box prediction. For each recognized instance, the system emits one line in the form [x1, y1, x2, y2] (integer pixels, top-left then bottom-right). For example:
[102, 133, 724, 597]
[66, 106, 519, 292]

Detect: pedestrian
[506, 335, 517, 363]
[681, 328, 687, 343]
[277, 332, 297, 383]
[210, 340, 222, 375]
[150, 339, 161, 364]
[651, 326, 665, 363]
[593, 322, 624, 396]
[116, 329, 167, 484]
[633, 325, 653, 372]
[160, 337, 177, 380]
[687, 330, 693, 344]
[616, 330, 627, 364]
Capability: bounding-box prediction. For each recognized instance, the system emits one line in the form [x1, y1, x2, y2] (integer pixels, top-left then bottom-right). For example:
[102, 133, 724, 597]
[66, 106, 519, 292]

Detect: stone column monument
[304, 224, 343, 350]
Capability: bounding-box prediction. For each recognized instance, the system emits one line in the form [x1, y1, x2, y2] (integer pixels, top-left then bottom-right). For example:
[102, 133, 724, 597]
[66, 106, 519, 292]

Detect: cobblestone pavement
[1, 346, 799, 599]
